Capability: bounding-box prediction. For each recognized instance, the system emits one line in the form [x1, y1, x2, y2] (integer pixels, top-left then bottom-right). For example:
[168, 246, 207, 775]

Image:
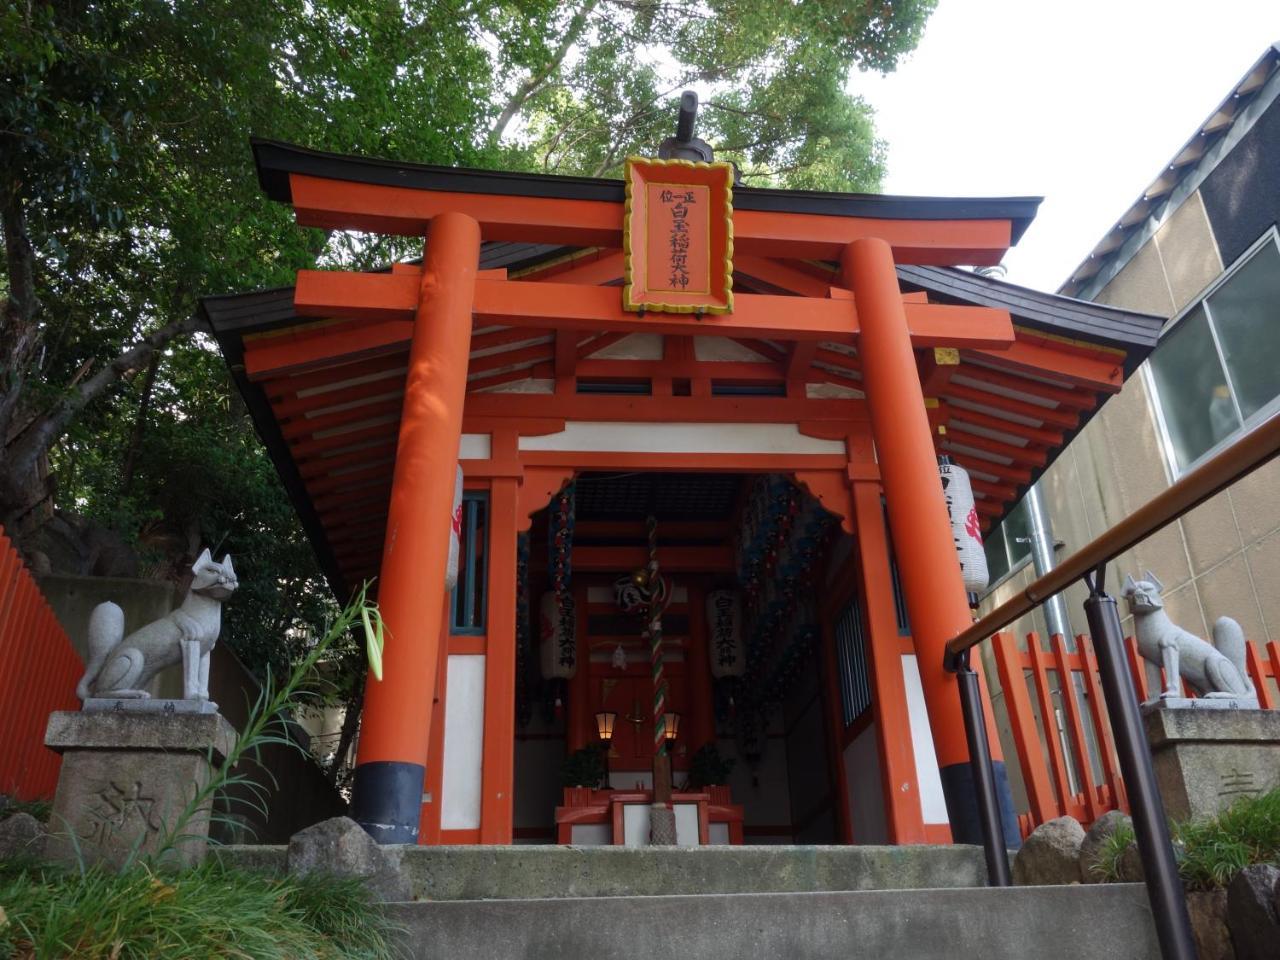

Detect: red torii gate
[219, 137, 1153, 845]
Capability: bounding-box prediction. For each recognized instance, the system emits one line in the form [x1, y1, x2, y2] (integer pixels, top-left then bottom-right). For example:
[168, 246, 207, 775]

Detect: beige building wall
[980, 189, 1280, 649]
[975, 190, 1280, 814]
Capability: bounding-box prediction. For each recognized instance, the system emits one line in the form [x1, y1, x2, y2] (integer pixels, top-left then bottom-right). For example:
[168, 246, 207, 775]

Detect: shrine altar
[555, 788, 744, 846]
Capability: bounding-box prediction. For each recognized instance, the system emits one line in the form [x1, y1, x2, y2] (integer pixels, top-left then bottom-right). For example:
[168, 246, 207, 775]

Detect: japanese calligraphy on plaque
[622, 157, 734, 314]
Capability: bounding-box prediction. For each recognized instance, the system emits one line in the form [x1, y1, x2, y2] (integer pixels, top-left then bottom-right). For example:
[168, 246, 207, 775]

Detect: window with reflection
[1149, 231, 1280, 475]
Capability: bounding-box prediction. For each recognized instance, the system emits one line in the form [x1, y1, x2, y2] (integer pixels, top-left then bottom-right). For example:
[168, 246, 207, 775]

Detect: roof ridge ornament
[657, 91, 714, 164]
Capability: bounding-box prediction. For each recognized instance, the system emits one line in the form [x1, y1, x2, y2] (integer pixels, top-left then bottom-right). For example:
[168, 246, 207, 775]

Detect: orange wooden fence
[993, 630, 1280, 838]
[0, 527, 81, 801]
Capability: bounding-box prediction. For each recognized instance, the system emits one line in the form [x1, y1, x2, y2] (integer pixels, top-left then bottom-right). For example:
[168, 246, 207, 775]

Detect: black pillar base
[940, 760, 1022, 849]
[351, 760, 426, 844]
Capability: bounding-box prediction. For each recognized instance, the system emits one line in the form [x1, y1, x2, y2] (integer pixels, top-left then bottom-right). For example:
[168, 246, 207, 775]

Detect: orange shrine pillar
[352, 211, 481, 843]
[843, 238, 1018, 846]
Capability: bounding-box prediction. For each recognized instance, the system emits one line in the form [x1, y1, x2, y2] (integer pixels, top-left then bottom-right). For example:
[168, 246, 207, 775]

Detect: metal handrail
[946, 410, 1280, 660]
[939, 410, 1280, 960]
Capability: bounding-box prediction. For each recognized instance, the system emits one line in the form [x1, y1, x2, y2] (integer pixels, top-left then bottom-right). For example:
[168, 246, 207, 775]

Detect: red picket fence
[993, 630, 1280, 838]
[0, 527, 82, 801]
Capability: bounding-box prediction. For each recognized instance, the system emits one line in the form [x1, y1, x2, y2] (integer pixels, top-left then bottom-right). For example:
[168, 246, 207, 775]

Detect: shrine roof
[252, 138, 1043, 244]
[203, 241, 1162, 599]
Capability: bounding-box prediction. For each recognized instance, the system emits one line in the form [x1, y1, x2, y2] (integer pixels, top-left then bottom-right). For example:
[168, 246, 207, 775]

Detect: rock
[1013, 815, 1085, 886]
[1227, 864, 1280, 960]
[1117, 842, 1145, 883]
[0, 813, 48, 860]
[1078, 810, 1132, 883]
[1187, 889, 1234, 960]
[287, 816, 411, 902]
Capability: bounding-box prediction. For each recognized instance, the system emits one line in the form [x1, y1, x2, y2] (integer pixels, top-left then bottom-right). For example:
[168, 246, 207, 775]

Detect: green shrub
[686, 743, 735, 789]
[0, 859, 399, 959]
[561, 747, 607, 788]
[1093, 787, 1280, 890]
[0, 797, 51, 825]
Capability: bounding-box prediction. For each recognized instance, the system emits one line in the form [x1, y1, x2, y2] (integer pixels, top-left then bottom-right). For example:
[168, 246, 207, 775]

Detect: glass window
[1205, 240, 1280, 421]
[1149, 232, 1280, 475]
[451, 493, 488, 634]
[834, 597, 872, 728]
[981, 496, 1033, 592]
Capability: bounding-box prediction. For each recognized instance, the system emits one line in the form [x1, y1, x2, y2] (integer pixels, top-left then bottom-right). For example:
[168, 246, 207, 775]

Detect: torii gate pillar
[351, 211, 480, 843]
[843, 237, 1019, 845]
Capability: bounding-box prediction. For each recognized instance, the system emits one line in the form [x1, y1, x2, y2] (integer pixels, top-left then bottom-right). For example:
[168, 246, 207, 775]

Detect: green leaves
[3, 0, 935, 692]
[360, 600, 386, 682]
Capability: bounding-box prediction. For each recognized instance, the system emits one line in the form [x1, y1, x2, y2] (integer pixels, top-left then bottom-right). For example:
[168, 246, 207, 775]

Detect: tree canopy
[0, 0, 936, 686]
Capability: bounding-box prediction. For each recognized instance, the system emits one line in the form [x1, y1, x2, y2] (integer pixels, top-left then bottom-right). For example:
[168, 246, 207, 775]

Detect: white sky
[855, 0, 1280, 293]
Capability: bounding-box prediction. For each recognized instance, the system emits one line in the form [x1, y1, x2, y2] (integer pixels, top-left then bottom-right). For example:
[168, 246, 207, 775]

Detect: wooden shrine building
[204, 120, 1162, 847]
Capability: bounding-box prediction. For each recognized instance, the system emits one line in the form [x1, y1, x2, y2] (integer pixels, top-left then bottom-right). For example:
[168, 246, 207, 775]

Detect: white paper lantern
[539, 591, 577, 679]
[445, 465, 464, 590]
[939, 461, 989, 594]
[705, 589, 745, 678]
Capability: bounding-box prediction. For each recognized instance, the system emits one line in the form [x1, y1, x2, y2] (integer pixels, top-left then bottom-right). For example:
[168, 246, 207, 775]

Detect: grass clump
[0, 798, 51, 825]
[1094, 787, 1280, 889]
[0, 858, 399, 959]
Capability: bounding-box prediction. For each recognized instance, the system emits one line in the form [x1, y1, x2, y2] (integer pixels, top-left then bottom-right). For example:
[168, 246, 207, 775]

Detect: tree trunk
[121, 349, 162, 495]
[330, 686, 364, 787]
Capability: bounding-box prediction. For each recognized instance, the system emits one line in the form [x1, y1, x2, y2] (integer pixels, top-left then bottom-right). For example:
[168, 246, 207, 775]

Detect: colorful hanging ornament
[515, 533, 532, 727]
[939, 458, 989, 594]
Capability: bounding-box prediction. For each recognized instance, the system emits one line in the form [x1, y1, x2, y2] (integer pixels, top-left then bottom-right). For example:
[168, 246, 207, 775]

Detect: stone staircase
[217, 845, 1161, 959]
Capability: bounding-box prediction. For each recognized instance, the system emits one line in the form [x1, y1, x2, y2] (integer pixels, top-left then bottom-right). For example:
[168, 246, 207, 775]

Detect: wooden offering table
[555, 787, 744, 846]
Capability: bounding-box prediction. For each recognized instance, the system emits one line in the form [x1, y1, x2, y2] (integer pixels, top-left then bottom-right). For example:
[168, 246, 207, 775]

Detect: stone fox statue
[77, 550, 238, 703]
[1121, 571, 1255, 701]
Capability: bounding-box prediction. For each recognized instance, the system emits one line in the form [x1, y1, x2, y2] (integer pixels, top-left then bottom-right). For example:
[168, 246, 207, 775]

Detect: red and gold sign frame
[622, 157, 734, 314]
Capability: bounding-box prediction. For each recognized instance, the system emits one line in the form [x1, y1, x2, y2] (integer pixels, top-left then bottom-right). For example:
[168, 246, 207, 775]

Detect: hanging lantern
[539, 591, 577, 680]
[445, 465, 464, 590]
[705, 589, 745, 679]
[939, 459, 989, 594]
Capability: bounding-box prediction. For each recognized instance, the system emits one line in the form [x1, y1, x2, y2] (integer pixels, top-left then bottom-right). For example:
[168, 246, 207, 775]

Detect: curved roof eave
[251, 138, 1043, 245]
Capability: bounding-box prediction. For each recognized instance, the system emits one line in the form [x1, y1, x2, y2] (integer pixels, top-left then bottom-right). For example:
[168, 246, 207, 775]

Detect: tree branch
[488, 0, 600, 146]
[4, 312, 202, 520]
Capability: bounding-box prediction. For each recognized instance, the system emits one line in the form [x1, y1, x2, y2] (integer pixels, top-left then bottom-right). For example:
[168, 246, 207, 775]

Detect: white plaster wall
[518, 422, 846, 456]
[441, 654, 486, 830]
[459, 433, 491, 460]
[844, 723, 888, 844]
[901, 654, 949, 824]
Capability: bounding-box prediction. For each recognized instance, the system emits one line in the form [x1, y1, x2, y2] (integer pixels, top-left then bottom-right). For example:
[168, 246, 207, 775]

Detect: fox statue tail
[1212, 616, 1256, 697]
[77, 601, 124, 701]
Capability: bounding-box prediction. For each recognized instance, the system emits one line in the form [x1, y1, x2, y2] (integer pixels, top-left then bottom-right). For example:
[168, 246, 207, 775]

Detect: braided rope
[647, 514, 666, 758]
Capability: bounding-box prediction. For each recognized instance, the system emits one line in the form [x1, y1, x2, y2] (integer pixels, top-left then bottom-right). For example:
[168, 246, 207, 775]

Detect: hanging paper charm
[445, 465, 464, 590]
[939, 459, 989, 594]
[705, 590, 745, 679]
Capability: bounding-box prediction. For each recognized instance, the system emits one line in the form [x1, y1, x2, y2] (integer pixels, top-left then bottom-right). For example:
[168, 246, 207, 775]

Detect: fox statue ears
[1123, 571, 1166, 595]
[191, 549, 235, 576]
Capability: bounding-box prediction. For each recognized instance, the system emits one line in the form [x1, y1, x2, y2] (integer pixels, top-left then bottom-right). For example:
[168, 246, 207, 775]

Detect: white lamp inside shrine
[663, 712, 681, 743]
[595, 711, 617, 742]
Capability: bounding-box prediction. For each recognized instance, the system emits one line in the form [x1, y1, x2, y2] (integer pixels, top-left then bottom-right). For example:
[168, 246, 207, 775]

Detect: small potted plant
[561, 746, 607, 805]
[686, 743, 735, 804]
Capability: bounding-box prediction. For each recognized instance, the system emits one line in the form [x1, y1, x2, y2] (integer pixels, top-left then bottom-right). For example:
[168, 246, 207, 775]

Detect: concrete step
[386, 884, 1160, 960]
[217, 843, 993, 899]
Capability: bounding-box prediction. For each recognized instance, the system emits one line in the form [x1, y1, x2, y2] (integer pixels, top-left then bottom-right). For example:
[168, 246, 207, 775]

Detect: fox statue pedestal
[43, 709, 237, 868]
[1143, 705, 1280, 821]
